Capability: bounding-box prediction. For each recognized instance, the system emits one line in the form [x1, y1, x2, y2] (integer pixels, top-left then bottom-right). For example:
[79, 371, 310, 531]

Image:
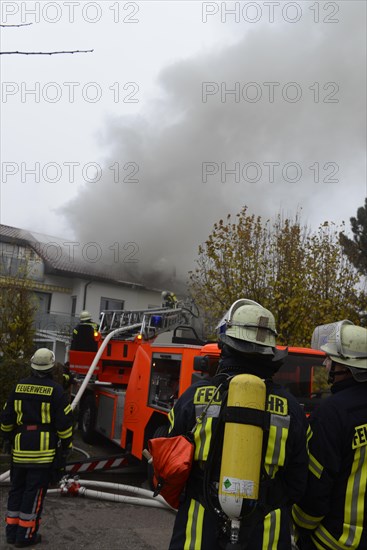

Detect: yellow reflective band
[193, 386, 221, 405]
[15, 384, 53, 396]
[309, 452, 324, 479]
[184, 499, 204, 550]
[265, 414, 289, 477]
[39, 431, 50, 451]
[58, 427, 73, 439]
[340, 445, 367, 548]
[194, 417, 213, 461]
[1, 423, 14, 432]
[41, 402, 51, 424]
[307, 425, 313, 448]
[267, 394, 288, 416]
[168, 408, 174, 433]
[262, 509, 281, 550]
[352, 424, 367, 449]
[314, 525, 347, 550]
[14, 400, 23, 425]
[12, 449, 55, 456]
[13, 455, 55, 464]
[292, 504, 324, 530]
[64, 404, 72, 415]
[14, 433, 21, 451]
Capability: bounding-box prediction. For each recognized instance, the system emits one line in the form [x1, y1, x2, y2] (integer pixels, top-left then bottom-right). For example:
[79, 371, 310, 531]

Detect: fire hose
[1, 327, 174, 511]
[46, 477, 175, 511]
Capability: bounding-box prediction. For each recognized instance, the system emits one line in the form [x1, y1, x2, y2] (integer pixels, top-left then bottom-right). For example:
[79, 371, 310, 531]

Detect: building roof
[0, 223, 152, 290]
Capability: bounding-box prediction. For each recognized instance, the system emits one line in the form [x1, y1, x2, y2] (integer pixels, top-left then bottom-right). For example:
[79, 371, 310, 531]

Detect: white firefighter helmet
[312, 320, 367, 382]
[79, 310, 92, 321]
[31, 348, 55, 371]
[217, 299, 285, 359]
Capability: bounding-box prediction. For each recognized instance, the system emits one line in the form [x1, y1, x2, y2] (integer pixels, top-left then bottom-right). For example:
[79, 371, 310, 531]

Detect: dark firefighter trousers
[6, 465, 51, 544]
[169, 495, 293, 550]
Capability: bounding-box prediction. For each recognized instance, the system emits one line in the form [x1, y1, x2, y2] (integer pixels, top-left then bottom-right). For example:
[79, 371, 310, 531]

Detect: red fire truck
[69, 307, 326, 465]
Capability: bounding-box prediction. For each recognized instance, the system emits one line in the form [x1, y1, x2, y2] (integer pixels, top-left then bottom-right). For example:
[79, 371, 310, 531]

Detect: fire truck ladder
[71, 307, 189, 410]
[99, 307, 188, 340]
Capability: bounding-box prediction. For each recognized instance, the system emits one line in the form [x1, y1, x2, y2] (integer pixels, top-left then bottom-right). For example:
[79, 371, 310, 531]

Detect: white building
[0, 224, 164, 362]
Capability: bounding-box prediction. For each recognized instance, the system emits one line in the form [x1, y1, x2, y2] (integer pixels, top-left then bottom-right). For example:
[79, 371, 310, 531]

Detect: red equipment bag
[148, 434, 194, 509]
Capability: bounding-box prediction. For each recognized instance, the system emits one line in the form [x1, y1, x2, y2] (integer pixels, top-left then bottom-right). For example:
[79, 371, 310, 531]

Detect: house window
[100, 297, 125, 312]
[34, 292, 51, 314]
[71, 296, 77, 317]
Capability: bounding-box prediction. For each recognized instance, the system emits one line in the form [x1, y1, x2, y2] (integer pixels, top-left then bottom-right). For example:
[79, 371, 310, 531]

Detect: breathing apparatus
[203, 299, 284, 547]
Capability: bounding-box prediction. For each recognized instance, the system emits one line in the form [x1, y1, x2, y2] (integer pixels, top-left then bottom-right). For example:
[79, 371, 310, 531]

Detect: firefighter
[0, 348, 73, 547]
[70, 310, 99, 352]
[292, 321, 367, 550]
[161, 291, 178, 309]
[168, 299, 309, 549]
[52, 361, 75, 398]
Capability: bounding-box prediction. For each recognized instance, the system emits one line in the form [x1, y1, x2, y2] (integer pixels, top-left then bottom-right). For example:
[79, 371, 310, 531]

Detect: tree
[0, 265, 37, 409]
[339, 198, 367, 276]
[189, 207, 364, 345]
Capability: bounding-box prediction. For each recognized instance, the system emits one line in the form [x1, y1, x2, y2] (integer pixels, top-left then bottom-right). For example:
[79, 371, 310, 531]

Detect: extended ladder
[98, 307, 189, 340]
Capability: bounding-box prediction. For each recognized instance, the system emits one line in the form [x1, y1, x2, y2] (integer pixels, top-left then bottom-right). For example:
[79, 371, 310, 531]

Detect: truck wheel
[147, 424, 169, 489]
[80, 395, 97, 444]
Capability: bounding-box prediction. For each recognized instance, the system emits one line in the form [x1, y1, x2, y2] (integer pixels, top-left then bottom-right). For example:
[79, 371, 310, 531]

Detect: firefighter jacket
[70, 321, 98, 352]
[0, 374, 73, 467]
[168, 374, 309, 550]
[292, 378, 367, 550]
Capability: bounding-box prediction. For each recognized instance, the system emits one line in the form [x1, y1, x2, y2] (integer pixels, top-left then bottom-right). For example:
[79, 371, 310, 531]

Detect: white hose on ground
[73, 446, 90, 459]
[0, 471, 10, 482]
[77, 479, 167, 502]
[76, 486, 171, 509]
[47, 483, 174, 510]
[46, 478, 176, 510]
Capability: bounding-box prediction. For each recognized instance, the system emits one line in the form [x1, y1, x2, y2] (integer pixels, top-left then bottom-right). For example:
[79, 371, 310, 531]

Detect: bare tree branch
[0, 23, 33, 27]
[0, 49, 94, 55]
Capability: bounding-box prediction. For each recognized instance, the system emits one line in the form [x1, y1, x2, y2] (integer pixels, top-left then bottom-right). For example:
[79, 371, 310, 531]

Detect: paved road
[0, 433, 176, 549]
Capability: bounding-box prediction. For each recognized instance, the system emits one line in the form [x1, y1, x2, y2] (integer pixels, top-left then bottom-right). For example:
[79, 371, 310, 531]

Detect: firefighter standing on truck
[292, 320, 367, 550]
[70, 310, 98, 352]
[0, 348, 73, 547]
[168, 299, 309, 549]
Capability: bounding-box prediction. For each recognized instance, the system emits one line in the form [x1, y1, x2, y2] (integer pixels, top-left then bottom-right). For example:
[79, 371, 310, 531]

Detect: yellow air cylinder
[218, 373, 266, 520]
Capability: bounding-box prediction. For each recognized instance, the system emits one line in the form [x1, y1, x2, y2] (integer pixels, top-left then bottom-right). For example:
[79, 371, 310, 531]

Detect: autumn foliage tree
[189, 207, 364, 345]
[0, 268, 36, 408]
[339, 198, 367, 276]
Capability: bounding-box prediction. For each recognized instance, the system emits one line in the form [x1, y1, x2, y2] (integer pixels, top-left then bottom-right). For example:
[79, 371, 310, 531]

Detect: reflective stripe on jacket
[292, 379, 367, 550]
[0, 374, 73, 466]
[168, 376, 308, 549]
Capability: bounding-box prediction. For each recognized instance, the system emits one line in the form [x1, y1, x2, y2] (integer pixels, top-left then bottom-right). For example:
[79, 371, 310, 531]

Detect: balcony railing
[33, 312, 78, 342]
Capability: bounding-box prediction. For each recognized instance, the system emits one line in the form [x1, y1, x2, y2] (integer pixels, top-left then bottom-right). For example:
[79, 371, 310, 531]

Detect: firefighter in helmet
[161, 291, 178, 309]
[70, 310, 99, 352]
[293, 320, 367, 550]
[0, 348, 73, 547]
[168, 299, 309, 549]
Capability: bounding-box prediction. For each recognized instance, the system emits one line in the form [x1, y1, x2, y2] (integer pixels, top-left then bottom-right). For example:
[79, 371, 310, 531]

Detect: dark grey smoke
[63, 3, 366, 288]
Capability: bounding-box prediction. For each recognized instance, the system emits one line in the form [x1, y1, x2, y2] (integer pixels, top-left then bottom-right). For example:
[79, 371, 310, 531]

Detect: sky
[1, 1, 366, 287]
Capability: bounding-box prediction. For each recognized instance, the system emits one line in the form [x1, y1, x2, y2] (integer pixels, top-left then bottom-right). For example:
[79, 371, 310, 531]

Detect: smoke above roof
[63, 4, 366, 289]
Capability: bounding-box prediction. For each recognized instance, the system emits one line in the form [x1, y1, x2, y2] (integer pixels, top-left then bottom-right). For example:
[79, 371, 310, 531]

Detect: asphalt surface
[0, 433, 176, 549]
